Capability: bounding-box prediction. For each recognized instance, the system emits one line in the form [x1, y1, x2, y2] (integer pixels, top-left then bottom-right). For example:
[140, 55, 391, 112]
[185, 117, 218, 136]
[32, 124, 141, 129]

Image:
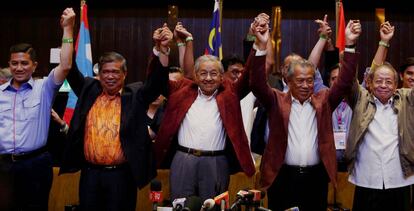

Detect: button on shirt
[349, 98, 414, 189]
[265, 69, 326, 144]
[178, 88, 226, 151]
[284, 97, 320, 166]
[0, 70, 61, 154]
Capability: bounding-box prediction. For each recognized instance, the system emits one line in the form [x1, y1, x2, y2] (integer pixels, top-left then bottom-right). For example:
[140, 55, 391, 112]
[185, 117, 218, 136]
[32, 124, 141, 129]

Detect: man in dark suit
[250, 17, 361, 211]
[154, 19, 268, 201]
[59, 24, 172, 211]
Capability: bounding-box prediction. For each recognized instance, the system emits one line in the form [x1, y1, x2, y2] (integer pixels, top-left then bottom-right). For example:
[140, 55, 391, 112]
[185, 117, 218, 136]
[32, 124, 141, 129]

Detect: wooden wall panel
[2, 7, 414, 84]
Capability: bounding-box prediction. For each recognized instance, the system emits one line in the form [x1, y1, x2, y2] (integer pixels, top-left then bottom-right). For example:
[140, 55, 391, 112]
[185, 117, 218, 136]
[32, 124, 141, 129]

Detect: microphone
[247, 189, 266, 207]
[249, 189, 263, 202]
[213, 191, 229, 211]
[149, 179, 163, 211]
[257, 207, 272, 211]
[229, 190, 249, 210]
[201, 198, 215, 211]
[284, 207, 299, 211]
[157, 207, 173, 211]
[183, 196, 202, 211]
[172, 198, 186, 211]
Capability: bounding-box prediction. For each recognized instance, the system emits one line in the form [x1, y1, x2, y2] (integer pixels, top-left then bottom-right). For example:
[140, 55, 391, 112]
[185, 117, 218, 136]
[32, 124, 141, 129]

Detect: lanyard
[335, 101, 347, 126]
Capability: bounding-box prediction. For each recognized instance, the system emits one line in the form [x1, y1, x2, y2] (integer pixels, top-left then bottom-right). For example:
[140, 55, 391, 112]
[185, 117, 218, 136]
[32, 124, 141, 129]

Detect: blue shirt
[0, 70, 61, 154]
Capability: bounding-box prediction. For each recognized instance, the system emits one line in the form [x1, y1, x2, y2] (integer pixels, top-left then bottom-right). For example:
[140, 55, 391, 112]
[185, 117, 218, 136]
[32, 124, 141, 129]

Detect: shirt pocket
[22, 97, 41, 120]
[0, 104, 12, 126]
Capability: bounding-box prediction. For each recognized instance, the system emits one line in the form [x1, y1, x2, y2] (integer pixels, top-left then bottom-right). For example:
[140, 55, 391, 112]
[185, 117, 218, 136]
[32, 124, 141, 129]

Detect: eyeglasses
[197, 71, 221, 79]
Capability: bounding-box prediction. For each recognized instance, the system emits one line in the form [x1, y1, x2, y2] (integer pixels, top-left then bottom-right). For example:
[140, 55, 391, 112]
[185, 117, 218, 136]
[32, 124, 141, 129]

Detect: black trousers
[353, 185, 410, 211]
[79, 164, 137, 211]
[0, 152, 53, 211]
[267, 163, 329, 211]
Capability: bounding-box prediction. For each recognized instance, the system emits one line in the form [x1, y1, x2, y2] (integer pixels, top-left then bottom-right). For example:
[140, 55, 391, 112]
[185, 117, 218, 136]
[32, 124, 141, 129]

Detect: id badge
[334, 129, 346, 150]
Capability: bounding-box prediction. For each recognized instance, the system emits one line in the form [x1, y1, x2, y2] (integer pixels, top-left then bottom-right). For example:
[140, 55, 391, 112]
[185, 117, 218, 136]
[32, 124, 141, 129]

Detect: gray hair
[369, 62, 399, 85]
[0, 67, 12, 80]
[286, 59, 315, 79]
[194, 55, 224, 74]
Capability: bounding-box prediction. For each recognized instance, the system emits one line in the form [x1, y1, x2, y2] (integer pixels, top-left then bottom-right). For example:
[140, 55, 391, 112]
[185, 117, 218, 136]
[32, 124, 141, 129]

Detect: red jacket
[250, 52, 358, 190]
[154, 51, 264, 177]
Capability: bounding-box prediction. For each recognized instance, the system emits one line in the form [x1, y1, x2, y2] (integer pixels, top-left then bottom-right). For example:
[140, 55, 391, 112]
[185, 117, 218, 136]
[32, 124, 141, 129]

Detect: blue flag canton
[206, 0, 222, 59]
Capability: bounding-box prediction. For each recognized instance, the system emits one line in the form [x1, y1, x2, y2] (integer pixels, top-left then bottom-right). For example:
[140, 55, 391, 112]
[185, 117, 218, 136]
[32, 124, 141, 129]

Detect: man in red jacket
[250, 16, 361, 211]
[154, 18, 271, 202]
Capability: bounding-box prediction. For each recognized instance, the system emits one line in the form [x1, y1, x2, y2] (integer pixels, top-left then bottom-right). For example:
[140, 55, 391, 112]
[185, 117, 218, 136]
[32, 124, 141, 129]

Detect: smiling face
[401, 66, 414, 88]
[370, 66, 398, 104]
[99, 61, 126, 95]
[287, 61, 315, 104]
[195, 61, 223, 96]
[194, 55, 224, 96]
[9, 52, 37, 89]
[288, 67, 315, 103]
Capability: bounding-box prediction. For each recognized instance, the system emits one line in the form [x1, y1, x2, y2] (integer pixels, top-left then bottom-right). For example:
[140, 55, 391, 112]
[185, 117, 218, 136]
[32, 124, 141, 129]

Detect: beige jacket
[346, 83, 414, 177]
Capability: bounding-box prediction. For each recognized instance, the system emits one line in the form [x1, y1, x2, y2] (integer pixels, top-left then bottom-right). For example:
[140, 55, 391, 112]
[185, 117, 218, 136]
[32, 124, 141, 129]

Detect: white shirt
[282, 79, 289, 93]
[240, 92, 256, 146]
[284, 97, 320, 166]
[349, 98, 414, 189]
[178, 88, 226, 151]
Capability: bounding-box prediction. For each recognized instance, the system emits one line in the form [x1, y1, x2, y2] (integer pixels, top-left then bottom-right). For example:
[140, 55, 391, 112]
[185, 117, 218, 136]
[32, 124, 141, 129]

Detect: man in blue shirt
[0, 8, 75, 210]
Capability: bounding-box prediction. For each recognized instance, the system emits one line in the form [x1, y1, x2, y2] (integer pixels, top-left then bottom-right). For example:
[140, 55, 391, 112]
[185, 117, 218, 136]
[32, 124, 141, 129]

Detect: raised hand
[159, 23, 173, 48]
[256, 13, 270, 25]
[345, 20, 362, 45]
[252, 13, 270, 50]
[315, 14, 332, 38]
[60, 7, 75, 29]
[380, 21, 395, 43]
[153, 23, 173, 50]
[174, 22, 192, 43]
[153, 26, 163, 43]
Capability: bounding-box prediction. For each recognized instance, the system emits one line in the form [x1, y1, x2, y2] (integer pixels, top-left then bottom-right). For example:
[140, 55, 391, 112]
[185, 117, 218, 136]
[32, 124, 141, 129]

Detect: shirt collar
[102, 88, 123, 99]
[197, 87, 218, 100]
[291, 95, 311, 105]
[1, 77, 34, 91]
[373, 96, 393, 106]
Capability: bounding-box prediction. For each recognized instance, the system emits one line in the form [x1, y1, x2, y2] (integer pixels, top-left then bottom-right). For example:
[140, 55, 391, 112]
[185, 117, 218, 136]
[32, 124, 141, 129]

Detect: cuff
[153, 47, 171, 57]
[344, 47, 356, 53]
[252, 43, 267, 56]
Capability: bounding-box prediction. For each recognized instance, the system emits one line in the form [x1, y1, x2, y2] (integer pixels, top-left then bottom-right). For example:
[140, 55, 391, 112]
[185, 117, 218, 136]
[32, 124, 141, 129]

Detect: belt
[283, 163, 323, 174]
[177, 145, 225, 157]
[85, 163, 128, 170]
[0, 146, 48, 162]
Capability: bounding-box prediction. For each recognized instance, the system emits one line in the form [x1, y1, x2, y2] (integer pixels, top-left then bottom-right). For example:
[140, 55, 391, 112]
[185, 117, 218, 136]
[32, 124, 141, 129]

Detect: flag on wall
[336, 0, 346, 52]
[63, 1, 93, 124]
[204, 0, 222, 59]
